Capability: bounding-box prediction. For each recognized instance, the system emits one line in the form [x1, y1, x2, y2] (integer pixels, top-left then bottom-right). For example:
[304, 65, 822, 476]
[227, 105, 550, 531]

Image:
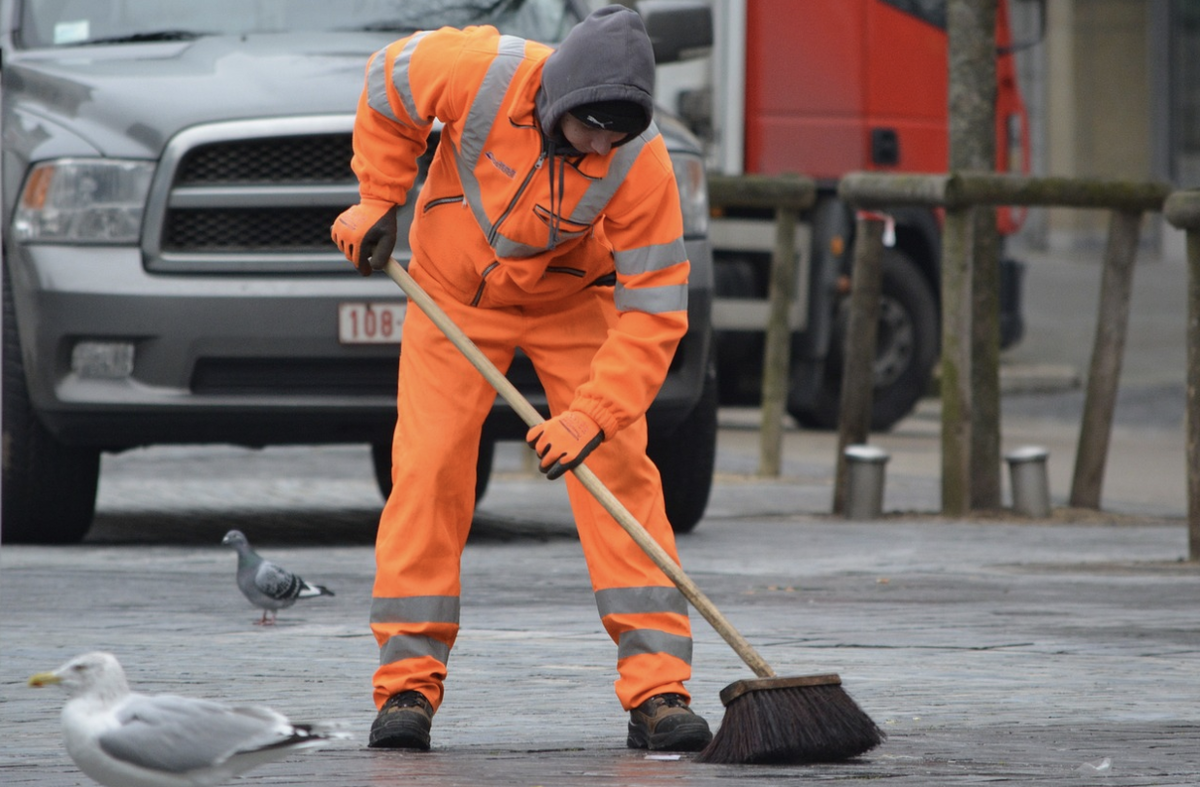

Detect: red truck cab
[707, 0, 1028, 429]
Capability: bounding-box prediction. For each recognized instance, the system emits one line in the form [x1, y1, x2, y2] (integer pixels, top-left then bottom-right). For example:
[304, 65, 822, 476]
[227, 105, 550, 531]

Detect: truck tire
[790, 248, 938, 432]
[372, 436, 494, 505]
[2, 262, 100, 544]
[647, 349, 717, 534]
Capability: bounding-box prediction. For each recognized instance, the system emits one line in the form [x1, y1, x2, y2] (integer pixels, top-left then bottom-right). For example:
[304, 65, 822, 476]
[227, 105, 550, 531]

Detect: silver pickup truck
[1, 0, 716, 543]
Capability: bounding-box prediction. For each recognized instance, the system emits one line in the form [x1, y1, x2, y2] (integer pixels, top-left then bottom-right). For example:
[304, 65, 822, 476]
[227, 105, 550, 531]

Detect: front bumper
[12, 240, 711, 449]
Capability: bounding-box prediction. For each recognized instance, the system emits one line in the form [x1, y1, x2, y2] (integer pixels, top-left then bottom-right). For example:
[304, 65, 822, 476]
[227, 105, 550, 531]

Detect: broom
[382, 258, 885, 765]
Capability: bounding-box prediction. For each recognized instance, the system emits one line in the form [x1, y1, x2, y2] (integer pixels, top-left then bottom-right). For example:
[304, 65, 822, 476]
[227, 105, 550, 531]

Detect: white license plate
[338, 302, 406, 344]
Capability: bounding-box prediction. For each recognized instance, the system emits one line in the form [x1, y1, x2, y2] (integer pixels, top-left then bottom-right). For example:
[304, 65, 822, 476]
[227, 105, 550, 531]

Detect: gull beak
[28, 671, 62, 688]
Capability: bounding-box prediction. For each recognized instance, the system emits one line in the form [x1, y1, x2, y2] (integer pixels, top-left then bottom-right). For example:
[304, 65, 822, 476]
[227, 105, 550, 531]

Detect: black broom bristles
[695, 676, 885, 765]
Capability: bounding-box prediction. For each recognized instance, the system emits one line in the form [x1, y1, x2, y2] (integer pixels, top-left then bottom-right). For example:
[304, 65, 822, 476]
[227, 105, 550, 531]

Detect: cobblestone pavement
[3, 246, 1198, 785]
[4, 421, 1199, 786]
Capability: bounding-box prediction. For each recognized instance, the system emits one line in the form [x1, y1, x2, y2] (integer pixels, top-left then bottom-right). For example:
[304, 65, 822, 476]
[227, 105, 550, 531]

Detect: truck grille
[163, 206, 345, 251]
[162, 133, 355, 256]
[175, 134, 355, 185]
[148, 118, 435, 271]
[146, 117, 365, 270]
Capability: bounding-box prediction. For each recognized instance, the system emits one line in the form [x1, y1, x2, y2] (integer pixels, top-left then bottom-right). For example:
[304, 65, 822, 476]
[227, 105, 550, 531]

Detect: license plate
[338, 302, 406, 344]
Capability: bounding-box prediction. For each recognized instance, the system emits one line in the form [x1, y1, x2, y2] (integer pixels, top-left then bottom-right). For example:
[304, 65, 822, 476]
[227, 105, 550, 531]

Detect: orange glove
[331, 199, 398, 276]
[526, 411, 604, 481]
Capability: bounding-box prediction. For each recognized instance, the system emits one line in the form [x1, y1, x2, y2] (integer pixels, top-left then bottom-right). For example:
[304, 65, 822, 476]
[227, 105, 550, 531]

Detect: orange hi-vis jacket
[351, 24, 691, 440]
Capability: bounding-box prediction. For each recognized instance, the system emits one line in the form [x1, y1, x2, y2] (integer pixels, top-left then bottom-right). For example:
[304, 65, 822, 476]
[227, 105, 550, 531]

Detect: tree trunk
[948, 0, 999, 512]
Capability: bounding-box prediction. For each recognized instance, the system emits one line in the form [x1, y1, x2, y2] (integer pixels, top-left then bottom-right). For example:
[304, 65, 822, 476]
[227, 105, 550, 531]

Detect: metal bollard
[844, 444, 890, 519]
[1005, 446, 1052, 518]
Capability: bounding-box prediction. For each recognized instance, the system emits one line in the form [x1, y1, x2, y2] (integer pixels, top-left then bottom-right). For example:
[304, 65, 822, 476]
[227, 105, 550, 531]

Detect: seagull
[28, 651, 347, 787]
[220, 530, 335, 625]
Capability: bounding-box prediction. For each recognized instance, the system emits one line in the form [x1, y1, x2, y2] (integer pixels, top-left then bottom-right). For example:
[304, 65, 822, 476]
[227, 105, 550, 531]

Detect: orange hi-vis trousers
[370, 262, 695, 713]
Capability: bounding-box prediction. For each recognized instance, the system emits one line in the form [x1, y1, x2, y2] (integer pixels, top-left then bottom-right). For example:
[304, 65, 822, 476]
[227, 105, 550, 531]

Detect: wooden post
[833, 214, 886, 514]
[949, 0, 998, 513]
[1069, 210, 1142, 509]
[971, 210, 1002, 509]
[941, 207, 975, 516]
[1186, 228, 1200, 560]
[839, 171, 1174, 519]
[1162, 190, 1200, 560]
[1188, 227, 1200, 560]
[758, 206, 798, 477]
[707, 173, 816, 479]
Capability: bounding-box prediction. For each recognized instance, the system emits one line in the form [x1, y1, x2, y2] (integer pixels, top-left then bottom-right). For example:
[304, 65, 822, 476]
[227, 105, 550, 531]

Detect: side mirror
[1001, 0, 1046, 55]
[636, 0, 712, 65]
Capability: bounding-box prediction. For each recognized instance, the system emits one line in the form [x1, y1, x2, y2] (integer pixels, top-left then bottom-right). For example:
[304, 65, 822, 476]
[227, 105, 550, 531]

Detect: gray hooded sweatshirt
[535, 5, 657, 153]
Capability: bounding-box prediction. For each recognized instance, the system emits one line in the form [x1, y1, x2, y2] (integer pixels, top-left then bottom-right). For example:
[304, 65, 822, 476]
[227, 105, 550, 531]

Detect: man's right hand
[331, 200, 399, 276]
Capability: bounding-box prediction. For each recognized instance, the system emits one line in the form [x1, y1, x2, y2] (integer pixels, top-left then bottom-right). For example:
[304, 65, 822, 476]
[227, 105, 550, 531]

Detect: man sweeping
[331, 5, 712, 753]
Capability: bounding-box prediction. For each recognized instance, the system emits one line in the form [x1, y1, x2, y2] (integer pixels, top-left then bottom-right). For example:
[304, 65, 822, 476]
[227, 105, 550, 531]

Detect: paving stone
[4, 428, 1199, 785]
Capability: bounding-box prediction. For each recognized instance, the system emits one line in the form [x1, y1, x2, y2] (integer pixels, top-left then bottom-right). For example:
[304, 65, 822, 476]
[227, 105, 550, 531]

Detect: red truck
[670, 0, 1029, 429]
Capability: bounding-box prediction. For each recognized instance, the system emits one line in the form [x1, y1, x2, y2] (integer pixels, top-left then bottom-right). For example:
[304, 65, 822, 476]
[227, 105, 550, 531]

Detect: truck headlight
[13, 158, 155, 244]
[672, 154, 708, 238]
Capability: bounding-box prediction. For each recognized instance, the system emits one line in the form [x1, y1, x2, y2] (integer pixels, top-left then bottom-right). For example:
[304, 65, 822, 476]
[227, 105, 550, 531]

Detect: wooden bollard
[833, 213, 887, 513]
[1164, 190, 1200, 561]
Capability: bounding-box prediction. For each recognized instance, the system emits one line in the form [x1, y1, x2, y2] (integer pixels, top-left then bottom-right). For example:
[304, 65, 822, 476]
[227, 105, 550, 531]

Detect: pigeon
[28, 651, 348, 787]
[220, 530, 334, 625]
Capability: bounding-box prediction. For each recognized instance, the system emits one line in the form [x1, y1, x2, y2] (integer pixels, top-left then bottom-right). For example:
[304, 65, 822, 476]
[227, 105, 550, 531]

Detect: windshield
[17, 0, 584, 49]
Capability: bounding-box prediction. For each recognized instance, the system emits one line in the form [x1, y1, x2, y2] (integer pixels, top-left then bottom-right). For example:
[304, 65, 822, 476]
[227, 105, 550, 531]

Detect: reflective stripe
[459, 35, 525, 165]
[617, 629, 693, 664]
[595, 586, 687, 618]
[614, 282, 688, 314]
[367, 34, 434, 126]
[566, 129, 649, 224]
[454, 35, 527, 243]
[366, 48, 397, 122]
[370, 595, 460, 625]
[380, 634, 451, 667]
[489, 128, 652, 259]
[614, 237, 687, 277]
[448, 45, 659, 259]
[390, 32, 433, 127]
[492, 233, 550, 259]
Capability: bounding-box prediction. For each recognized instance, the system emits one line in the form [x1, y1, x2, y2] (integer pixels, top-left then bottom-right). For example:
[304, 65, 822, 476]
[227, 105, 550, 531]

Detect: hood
[3, 32, 392, 159]
[536, 5, 655, 147]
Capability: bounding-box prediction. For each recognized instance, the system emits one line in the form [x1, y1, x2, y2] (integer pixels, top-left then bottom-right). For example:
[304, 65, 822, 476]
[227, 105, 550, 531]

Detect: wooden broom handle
[384, 259, 776, 679]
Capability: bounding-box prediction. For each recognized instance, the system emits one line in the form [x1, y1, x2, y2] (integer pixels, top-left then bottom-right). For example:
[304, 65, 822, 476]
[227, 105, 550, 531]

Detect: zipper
[423, 195, 465, 213]
[545, 266, 585, 278]
[471, 262, 500, 306]
[487, 148, 546, 246]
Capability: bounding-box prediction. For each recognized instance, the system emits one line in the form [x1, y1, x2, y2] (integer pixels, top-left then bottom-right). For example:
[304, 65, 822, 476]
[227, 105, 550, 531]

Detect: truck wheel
[647, 349, 717, 534]
[2, 262, 100, 544]
[790, 248, 938, 432]
[372, 436, 494, 505]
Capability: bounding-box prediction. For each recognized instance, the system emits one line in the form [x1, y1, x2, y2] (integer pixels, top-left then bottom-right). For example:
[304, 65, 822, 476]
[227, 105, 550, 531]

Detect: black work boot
[627, 693, 713, 751]
[368, 690, 433, 750]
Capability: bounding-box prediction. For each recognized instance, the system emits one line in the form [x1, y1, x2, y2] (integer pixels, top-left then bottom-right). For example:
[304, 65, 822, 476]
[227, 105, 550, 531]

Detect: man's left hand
[526, 411, 604, 480]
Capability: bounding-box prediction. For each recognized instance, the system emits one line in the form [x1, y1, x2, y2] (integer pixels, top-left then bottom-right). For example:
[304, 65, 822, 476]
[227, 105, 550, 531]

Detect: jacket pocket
[411, 195, 498, 306]
[423, 195, 465, 212]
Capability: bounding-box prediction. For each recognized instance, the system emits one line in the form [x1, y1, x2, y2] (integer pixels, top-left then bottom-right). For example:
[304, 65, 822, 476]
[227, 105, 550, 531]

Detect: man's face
[561, 113, 628, 156]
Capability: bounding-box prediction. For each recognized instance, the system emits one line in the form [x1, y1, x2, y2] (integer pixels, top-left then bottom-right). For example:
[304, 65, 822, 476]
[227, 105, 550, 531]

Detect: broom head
[695, 673, 885, 765]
